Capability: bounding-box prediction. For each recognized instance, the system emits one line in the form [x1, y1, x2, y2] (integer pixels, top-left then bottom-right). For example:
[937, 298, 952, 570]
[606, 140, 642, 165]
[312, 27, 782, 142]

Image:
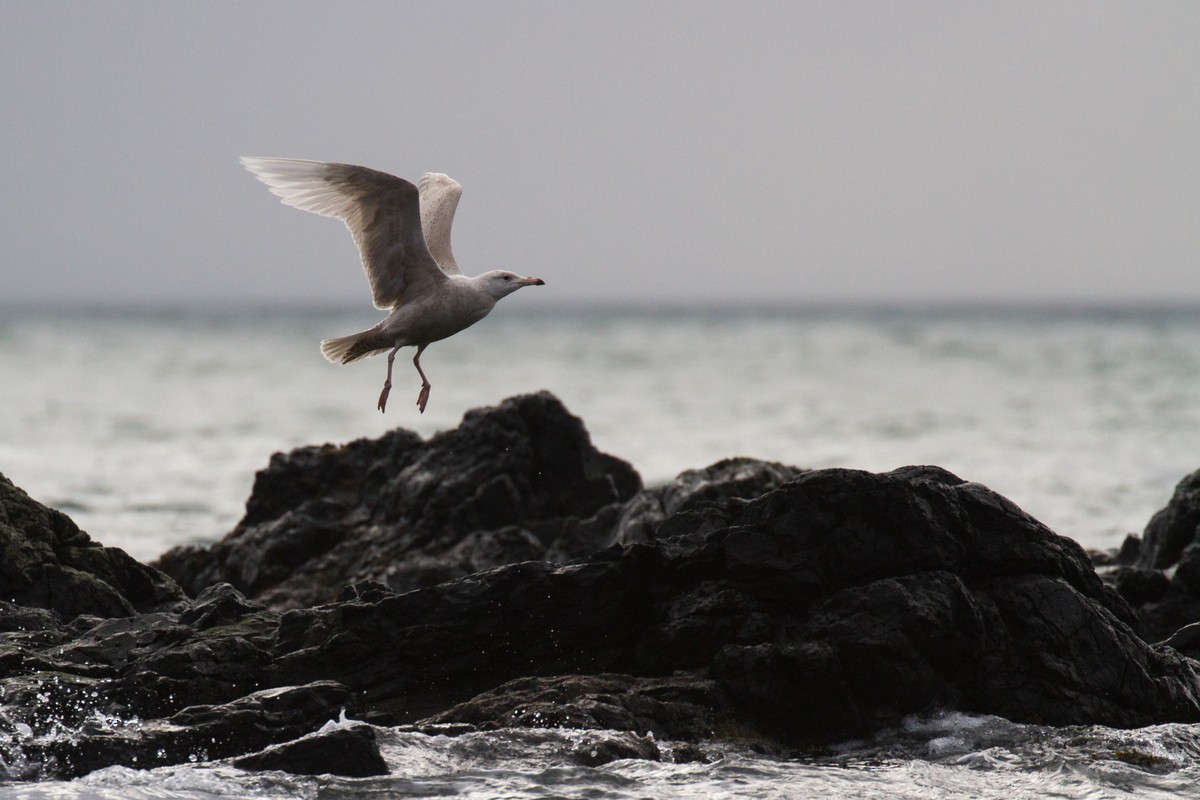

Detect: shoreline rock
[0, 474, 182, 619]
[1094, 468, 1200, 642]
[154, 392, 641, 609]
[2, 391, 1200, 780]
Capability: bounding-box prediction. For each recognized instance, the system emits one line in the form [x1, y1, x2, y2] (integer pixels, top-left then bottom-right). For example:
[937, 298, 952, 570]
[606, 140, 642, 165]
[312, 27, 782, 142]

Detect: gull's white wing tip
[238, 156, 357, 218]
[239, 155, 281, 173]
[239, 156, 325, 180]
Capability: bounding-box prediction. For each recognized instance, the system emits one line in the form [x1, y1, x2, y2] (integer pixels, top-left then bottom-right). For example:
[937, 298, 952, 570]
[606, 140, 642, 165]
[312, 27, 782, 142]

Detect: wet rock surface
[2, 392, 1200, 781]
[423, 673, 725, 741]
[232, 723, 388, 777]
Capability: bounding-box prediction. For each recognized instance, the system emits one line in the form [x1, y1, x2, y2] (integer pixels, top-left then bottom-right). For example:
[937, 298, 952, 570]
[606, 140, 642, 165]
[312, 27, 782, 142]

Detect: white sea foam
[9, 721, 1199, 800]
[3, 305, 1200, 562]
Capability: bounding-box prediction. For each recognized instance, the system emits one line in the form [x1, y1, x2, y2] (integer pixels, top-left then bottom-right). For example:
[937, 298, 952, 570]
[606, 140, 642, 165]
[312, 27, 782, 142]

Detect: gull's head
[477, 270, 546, 300]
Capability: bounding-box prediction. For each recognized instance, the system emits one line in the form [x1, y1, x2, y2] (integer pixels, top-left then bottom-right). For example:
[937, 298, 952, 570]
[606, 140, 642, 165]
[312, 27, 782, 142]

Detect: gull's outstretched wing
[240, 157, 446, 310]
[418, 172, 463, 276]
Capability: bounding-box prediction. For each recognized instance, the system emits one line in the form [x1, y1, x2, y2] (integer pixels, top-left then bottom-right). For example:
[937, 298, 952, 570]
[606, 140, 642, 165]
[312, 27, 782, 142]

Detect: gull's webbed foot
[377, 381, 392, 413]
[416, 382, 431, 414]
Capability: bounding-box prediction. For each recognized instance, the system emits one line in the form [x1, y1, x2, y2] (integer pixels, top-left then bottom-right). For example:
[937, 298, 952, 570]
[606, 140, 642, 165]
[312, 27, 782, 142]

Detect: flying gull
[240, 157, 544, 413]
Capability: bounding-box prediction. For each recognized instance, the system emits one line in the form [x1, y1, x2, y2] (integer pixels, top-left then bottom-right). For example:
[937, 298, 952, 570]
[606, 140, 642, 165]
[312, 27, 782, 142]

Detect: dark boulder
[232, 723, 387, 777]
[569, 730, 661, 766]
[692, 468, 1200, 739]
[154, 392, 641, 608]
[1132, 588, 1200, 646]
[0, 473, 182, 619]
[1175, 544, 1200, 596]
[1107, 566, 1171, 607]
[425, 673, 724, 741]
[263, 464, 1200, 744]
[34, 681, 355, 779]
[1097, 470, 1200, 643]
[1139, 469, 1200, 570]
[0, 587, 352, 779]
[1162, 623, 1200, 661]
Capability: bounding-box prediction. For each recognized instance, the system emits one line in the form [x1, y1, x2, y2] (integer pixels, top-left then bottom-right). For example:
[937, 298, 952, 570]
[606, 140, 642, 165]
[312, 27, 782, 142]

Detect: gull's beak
[524, 277, 546, 286]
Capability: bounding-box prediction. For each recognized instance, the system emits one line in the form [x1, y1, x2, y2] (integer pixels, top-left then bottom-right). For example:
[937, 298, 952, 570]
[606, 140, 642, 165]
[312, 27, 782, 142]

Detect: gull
[240, 157, 544, 413]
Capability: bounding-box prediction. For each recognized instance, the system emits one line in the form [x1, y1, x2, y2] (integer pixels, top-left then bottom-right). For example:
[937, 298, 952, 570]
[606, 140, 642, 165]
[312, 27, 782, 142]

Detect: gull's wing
[240, 156, 447, 310]
[418, 172, 463, 276]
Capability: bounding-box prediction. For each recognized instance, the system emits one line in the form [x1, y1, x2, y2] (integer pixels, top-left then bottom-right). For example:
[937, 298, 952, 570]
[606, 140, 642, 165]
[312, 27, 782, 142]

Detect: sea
[3, 303, 1200, 798]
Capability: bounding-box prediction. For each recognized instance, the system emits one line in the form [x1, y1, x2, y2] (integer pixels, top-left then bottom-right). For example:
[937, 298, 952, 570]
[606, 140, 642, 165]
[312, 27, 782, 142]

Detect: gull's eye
[503, 275, 512, 282]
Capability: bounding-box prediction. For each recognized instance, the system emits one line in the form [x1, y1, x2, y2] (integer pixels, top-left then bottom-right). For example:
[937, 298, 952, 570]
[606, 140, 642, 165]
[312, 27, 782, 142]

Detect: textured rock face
[0, 473, 182, 618]
[155, 391, 641, 608]
[611, 457, 804, 546]
[232, 724, 388, 777]
[1139, 469, 1200, 570]
[4, 394, 1200, 780]
[1099, 470, 1200, 641]
[424, 673, 724, 742]
[274, 466, 1199, 743]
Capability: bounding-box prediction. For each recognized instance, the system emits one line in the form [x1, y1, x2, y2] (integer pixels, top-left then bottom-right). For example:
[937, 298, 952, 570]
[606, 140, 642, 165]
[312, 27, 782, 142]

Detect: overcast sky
[2, 2, 1198, 309]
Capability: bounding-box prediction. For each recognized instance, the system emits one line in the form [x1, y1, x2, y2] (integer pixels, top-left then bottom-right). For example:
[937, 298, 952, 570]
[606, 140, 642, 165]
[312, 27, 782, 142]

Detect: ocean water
[4, 304, 1200, 797]
[4, 713, 1200, 799]
[3, 304, 1200, 562]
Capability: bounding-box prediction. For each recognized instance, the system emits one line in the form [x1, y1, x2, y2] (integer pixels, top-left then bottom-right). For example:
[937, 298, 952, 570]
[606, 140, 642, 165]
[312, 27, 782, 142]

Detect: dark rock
[0, 473, 183, 618]
[0, 583, 285, 769]
[233, 724, 387, 777]
[0, 601, 65, 634]
[1118, 534, 1142, 565]
[336, 580, 396, 604]
[1089, 537, 1145, 568]
[1139, 470, 1200, 570]
[154, 392, 641, 608]
[668, 742, 715, 763]
[698, 469, 1195, 739]
[29, 681, 356, 779]
[263, 465, 1200, 744]
[1174, 544, 1200, 596]
[1108, 566, 1171, 607]
[1128, 538, 1200, 641]
[569, 731, 660, 766]
[5, 397, 1200, 780]
[612, 458, 804, 546]
[1107, 471, 1200, 641]
[1162, 623, 1200, 660]
[179, 582, 267, 629]
[1134, 592, 1200, 646]
[425, 673, 723, 741]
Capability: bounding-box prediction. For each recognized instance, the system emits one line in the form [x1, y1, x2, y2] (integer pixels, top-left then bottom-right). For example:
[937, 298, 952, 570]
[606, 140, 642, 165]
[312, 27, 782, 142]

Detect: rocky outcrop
[0, 474, 182, 619]
[232, 724, 388, 777]
[155, 392, 641, 608]
[3, 394, 1200, 781]
[261, 465, 1199, 743]
[1096, 470, 1200, 641]
[1139, 470, 1200, 570]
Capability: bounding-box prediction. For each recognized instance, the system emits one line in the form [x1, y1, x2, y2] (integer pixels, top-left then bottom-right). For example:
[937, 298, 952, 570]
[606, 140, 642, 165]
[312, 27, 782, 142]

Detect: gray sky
[2, 1, 1198, 309]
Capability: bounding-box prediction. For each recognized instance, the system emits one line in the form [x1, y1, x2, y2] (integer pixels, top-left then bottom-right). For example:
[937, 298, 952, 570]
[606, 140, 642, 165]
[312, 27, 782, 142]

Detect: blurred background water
[3, 304, 1199, 563]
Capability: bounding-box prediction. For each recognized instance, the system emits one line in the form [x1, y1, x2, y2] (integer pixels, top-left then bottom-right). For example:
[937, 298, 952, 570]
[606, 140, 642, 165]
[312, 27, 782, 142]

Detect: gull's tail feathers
[320, 330, 391, 364]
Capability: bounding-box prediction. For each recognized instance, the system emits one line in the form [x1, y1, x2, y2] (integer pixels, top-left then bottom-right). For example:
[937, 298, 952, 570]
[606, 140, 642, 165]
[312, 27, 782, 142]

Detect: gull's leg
[377, 344, 401, 413]
[413, 344, 431, 413]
